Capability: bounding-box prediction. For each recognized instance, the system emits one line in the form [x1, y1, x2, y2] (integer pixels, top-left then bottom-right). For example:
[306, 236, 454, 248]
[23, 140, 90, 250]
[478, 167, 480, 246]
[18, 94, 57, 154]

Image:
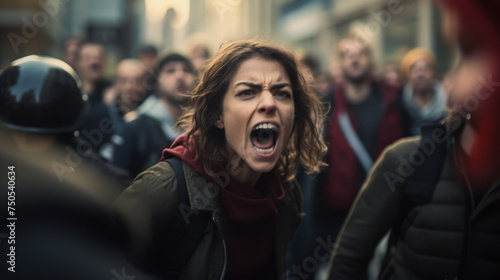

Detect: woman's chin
[248, 161, 277, 174]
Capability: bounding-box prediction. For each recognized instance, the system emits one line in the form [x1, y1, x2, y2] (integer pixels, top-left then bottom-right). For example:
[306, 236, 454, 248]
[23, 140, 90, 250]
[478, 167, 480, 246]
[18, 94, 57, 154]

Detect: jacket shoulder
[113, 161, 179, 268]
[379, 136, 421, 164]
[125, 160, 177, 195]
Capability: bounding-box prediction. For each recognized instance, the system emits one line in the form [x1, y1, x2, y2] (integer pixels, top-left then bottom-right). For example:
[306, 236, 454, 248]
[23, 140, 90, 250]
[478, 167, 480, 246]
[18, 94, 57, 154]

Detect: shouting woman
[114, 40, 327, 279]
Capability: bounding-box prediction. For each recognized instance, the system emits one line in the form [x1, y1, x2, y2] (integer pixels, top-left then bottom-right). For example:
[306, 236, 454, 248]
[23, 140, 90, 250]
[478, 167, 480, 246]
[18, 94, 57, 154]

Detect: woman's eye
[237, 90, 254, 96]
[275, 91, 292, 98]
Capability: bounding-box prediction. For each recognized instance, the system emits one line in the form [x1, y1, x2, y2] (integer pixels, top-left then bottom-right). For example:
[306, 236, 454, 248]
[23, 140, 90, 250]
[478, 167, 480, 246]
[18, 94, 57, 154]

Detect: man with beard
[107, 53, 195, 178]
[288, 33, 405, 279]
[76, 41, 112, 153]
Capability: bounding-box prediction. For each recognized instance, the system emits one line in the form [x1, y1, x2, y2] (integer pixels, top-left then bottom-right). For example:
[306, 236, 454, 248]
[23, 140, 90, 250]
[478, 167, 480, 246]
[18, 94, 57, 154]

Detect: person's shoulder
[126, 161, 177, 193]
[114, 161, 179, 230]
[123, 114, 158, 136]
[127, 113, 153, 125]
[386, 136, 421, 154]
[376, 136, 421, 169]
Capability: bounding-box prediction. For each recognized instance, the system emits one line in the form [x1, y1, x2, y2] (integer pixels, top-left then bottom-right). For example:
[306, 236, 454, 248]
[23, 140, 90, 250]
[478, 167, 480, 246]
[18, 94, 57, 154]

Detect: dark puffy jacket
[114, 160, 304, 279]
[328, 120, 500, 280]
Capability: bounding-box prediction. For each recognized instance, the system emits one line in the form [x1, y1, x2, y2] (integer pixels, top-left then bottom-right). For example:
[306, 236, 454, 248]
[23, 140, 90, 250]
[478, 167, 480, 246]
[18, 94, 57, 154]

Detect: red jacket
[323, 81, 404, 210]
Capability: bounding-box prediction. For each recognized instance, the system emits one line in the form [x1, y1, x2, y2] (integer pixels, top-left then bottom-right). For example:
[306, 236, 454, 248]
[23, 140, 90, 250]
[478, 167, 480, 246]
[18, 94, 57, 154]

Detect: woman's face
[218, 57, 295, 184]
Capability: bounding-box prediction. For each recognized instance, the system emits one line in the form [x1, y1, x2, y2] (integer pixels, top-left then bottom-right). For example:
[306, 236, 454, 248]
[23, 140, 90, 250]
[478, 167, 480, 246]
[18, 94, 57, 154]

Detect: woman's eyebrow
[235, 82, 261, 89]
[234, 82, 291, 90]
[270, 83, 292, 90]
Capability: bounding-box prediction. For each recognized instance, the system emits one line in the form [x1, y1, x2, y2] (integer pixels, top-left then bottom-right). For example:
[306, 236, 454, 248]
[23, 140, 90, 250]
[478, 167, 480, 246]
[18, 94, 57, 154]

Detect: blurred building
[276, 0, 454, 74]
[0, 0, 60, 69]
[0, 0, 454, 75]
[0, 0, 140, 74]
[147, 0, 454, 74]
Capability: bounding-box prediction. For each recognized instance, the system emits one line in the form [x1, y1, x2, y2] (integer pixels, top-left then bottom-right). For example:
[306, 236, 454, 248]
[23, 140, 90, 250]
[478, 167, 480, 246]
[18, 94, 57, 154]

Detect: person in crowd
[297, 51, 322, 95]
[186, 38, 211, 78]
[76, 41, 112, 153]
[113, 40, 327, 279]
[100, 59, 148, 161]
[327, 60, 344, 88]
[137, 44, 158, 72]
[136, 44, 158, 97]
[381, 59, 402, 89]
[77, 41, 110, 103]
[61, 34, 85, 70]
[103, 59, 148, 118]
[327, 0, 500, 279]
[107, 53, 195, 178]
[400, 48, 448, 136]
[288, 32, 405, 279]
[0, 55, 155, 280]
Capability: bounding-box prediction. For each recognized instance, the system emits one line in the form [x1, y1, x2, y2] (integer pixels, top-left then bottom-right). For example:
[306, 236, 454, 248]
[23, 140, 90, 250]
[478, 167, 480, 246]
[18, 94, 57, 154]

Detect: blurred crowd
[1, 0, 500, 279]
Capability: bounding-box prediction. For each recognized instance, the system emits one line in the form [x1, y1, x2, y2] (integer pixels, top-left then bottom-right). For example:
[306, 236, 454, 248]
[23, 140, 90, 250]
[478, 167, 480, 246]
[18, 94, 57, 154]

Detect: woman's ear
[216, 118, 224, 129]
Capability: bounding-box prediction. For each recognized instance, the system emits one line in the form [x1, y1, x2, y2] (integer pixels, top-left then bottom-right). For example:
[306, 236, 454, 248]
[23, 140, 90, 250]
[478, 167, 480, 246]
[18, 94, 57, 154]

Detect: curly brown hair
[178, 40, 327, 181]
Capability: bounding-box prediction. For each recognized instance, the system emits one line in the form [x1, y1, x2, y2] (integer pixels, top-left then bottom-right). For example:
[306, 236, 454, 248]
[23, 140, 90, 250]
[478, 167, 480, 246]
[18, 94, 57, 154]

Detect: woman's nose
[258, 91, 277, 114]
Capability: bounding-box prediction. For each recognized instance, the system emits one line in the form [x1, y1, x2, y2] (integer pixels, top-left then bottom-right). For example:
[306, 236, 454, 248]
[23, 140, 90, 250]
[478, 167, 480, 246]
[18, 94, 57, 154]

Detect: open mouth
[250, 122, 279, 155]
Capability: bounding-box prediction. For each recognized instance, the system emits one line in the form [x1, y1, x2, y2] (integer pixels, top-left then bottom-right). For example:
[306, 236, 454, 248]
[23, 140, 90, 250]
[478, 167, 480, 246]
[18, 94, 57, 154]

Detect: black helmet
[0, 55, 89, 133]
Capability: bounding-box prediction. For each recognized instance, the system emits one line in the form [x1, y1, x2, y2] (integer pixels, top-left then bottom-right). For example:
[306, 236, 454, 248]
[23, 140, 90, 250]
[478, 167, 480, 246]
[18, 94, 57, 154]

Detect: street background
[0, 0, 454, 77]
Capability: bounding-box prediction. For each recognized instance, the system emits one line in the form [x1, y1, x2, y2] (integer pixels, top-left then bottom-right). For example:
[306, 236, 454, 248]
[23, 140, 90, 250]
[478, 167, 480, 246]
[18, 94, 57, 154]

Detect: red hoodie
[160, 133, 285, 278]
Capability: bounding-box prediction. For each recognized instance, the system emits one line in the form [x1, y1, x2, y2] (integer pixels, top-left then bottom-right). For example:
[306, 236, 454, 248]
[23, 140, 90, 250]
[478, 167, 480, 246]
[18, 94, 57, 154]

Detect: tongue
[251, 131, 274, 149]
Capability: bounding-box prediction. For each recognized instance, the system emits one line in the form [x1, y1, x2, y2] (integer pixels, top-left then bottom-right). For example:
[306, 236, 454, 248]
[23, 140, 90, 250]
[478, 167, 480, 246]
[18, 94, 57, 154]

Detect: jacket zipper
[451, 136, 471, 280]
[451, 136, 500, 279]
[212, 209, 227, 280]
[220, 239, 227, 280]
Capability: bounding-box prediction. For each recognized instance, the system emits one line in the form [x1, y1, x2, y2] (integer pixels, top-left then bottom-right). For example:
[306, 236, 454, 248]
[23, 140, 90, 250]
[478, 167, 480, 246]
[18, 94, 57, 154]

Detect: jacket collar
[182, 161, 219, 211]
[180, 160, 302, 278]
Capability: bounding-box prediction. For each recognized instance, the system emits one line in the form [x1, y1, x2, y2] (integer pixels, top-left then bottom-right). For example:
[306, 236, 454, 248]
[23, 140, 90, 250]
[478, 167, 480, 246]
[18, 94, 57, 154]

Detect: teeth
[255, 145, 275, 154]
[253, 123, 278, 131]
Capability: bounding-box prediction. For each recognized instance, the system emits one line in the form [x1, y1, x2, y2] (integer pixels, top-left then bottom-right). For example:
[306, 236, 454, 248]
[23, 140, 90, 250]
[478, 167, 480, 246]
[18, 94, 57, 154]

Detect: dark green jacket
[328, 123, 500, 279]
[114, 160, 304, 279]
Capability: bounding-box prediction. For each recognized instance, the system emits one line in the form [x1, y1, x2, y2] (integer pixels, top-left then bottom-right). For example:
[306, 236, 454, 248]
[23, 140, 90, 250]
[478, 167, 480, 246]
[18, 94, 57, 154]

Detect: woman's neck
[226, 154, 262, 188]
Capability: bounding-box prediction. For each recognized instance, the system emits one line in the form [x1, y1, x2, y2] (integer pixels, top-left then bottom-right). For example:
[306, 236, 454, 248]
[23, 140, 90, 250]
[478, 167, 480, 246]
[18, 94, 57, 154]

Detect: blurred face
[438, 2, 493, 107]
[64, 39, 80, 69]
[77, 44, 106, 82]
[191, 45, 210, 75]
[447, 53, 491, 106]
[383, 64, 401, 88]
[218, 58, 295, 184]
[157, 61, 194, 102]
[115, 61, 147, 112]
[409, 59, 434, 91]
[338, 39, 372, 84]
[328, 61, 344, 85]
[138, 52, 157, 71]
